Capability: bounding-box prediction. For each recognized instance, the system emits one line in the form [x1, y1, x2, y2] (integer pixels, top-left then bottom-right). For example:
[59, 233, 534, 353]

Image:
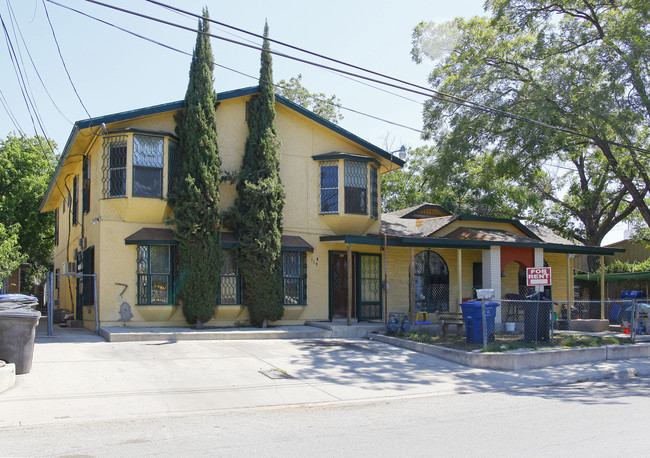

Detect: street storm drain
[260, 368, 293, 380]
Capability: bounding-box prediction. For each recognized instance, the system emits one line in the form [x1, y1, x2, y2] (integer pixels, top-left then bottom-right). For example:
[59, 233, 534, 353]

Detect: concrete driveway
[2, 328, 650, 428]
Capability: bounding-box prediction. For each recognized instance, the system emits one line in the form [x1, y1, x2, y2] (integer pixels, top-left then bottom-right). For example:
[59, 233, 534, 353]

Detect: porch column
[347, 243, 352, 326]
[600, 255, 605, 319]
[482, 246, 501, 322]
[409, 247, 415, 324]
[457, 249, 463, 306]
[567, 254, 573, 303]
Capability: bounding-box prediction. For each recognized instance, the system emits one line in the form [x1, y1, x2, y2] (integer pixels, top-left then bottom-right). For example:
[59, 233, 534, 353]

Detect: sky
[0, 0, 626, 244]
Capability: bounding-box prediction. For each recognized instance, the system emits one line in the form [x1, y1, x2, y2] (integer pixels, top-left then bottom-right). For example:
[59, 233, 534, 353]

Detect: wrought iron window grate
[283, 251, 306, 305]
[370, 166, 378, 219]
[344, 161, 367, 214]
[102, 136, 127, 198]
[320, 162, 338, 214]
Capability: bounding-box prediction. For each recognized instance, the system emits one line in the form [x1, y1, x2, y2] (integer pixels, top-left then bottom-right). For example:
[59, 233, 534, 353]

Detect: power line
[46, 0, 421, 133]
[41, 0, 91, 120]
[1, 9, 42, 136]
[0, 87, 25, 136]
[6, 0, 73, 124]
[72, 0, 650, 156]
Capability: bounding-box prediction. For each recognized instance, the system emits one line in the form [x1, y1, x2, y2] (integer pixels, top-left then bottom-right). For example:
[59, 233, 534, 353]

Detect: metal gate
[45, 272, 98, 335]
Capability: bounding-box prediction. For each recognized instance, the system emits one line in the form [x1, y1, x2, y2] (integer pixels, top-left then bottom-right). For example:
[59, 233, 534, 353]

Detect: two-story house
[40, 86, 620, 330]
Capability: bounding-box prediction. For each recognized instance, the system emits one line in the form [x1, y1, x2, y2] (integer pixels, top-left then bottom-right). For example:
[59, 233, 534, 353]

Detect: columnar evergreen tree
[169, 9, 221, 327]
[227, 23, 285, 327]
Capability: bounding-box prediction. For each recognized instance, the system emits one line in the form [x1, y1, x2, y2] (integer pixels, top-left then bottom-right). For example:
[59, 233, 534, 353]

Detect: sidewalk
[1, 323, 649, 428]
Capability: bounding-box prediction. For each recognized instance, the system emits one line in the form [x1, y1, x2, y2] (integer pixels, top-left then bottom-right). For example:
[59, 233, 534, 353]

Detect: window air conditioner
[62, 262, 76, 274]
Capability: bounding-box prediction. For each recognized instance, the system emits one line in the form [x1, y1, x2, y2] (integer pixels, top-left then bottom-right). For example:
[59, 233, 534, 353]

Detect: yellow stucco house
[40, 86, 620, 330]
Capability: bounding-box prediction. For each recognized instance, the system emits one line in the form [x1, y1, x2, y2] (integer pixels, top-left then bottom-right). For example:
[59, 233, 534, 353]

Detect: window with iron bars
[319, 161, 338, 214]
[82, 155, 90, 214]
[102, 136, 127, 198]
[136, 245, 174, 305]
[283, 251, 306, 305]
[72, 175, 79, 226]
[218, 249, 241, 305]
[370, 165, 378, 219]
[344, 160, 367, 214]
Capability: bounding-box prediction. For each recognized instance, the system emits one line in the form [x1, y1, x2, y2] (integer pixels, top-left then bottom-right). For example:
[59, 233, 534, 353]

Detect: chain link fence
[464, 297, 650, 349]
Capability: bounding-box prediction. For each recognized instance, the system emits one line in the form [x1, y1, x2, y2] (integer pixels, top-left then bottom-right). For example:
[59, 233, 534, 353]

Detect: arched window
[413, 250, 449, 313]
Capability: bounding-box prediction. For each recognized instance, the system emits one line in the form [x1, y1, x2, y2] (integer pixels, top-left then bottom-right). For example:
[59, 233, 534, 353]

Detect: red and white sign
[526, 267, 552, 286]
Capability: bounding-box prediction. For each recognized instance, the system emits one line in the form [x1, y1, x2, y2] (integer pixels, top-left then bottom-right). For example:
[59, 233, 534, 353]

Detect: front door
[330, 251, 356, 319]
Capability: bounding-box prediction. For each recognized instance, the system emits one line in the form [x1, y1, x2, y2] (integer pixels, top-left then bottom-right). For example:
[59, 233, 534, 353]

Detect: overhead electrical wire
[0, 87, 25, 136]
[41, 0, 92, 120]
[1, 10, 44, 137]
[6, 0, 74, 124]
[64, 0, 650, 156]
[46, 0, 421, 134]
[4, 0, 49, 135]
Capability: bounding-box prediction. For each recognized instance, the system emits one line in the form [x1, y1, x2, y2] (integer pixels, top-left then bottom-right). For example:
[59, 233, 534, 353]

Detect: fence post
[47, 272, 54, 336]
[631, 298, 637, 343]
[600, 255, 605, 319]
[93, 273, 99, 335]
[481, 297, 488, 351]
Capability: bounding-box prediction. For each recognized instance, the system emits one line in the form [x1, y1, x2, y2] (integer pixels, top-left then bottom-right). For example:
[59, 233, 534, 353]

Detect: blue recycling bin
[460, 300, 498, 344]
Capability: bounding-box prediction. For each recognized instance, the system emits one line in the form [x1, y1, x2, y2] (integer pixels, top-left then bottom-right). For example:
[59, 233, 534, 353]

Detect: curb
[370, 333, 650, 371]
[0, 361, 16, 394]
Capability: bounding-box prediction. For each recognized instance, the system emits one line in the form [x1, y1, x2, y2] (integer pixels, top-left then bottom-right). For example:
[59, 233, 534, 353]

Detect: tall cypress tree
[228, 22, 285, 327]
[169, 8, 221, 327]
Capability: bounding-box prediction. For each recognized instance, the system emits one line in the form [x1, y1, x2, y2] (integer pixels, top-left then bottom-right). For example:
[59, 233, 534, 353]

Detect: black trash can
[523, 292, 551, 343]
[0, 295, 41, 375]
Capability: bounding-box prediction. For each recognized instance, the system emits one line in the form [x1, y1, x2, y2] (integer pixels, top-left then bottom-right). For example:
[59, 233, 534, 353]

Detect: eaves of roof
[41, 87, 401, 212]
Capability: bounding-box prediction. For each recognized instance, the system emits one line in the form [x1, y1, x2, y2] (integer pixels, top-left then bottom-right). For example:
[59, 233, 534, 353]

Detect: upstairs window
[370, 165, 378, 219]
[103, 136, 127, 197]
[54, 208, 59, 246]
[344, 160, 367, 214]
[320, 162, 338, 214]
[72, 175, 79, 226]
[167, 139, 179, 197]
[133, 135, 163, 198]
[82, 155, 91, 214]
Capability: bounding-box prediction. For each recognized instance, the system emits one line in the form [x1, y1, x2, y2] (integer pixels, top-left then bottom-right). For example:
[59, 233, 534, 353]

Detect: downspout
[384, 233, 388, 324]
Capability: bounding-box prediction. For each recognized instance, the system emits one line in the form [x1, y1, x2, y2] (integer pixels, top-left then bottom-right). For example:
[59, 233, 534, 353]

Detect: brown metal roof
[281, 235, 314, 252]
[124, 228, 175, 245]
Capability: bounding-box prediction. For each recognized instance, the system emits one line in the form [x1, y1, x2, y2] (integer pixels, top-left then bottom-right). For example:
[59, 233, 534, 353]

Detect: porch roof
[223, 232, 314, 252]
[319, 234, 624, 256]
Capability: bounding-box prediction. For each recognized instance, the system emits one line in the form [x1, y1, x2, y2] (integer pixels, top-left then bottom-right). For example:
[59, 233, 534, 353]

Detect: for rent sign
[526, 267, 552, 287]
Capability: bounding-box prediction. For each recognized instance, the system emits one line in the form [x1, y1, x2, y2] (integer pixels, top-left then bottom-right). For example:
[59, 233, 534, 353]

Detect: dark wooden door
[330, 252, 355, 319]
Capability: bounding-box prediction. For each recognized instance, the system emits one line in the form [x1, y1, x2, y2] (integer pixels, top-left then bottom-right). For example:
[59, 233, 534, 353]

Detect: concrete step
[306, 321, 385, 338]
[99, 325, 331, 342]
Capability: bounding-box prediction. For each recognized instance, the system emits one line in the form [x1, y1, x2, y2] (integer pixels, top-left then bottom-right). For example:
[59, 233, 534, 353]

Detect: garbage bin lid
[620, 290, 646, 299]
[0, 294, 39, 302]
[0, 309, 41, 319]
[460, 300, 499, 307]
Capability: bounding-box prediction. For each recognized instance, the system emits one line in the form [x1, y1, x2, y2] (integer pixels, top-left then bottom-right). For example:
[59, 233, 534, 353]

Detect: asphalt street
[2, 375, 649, 457]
